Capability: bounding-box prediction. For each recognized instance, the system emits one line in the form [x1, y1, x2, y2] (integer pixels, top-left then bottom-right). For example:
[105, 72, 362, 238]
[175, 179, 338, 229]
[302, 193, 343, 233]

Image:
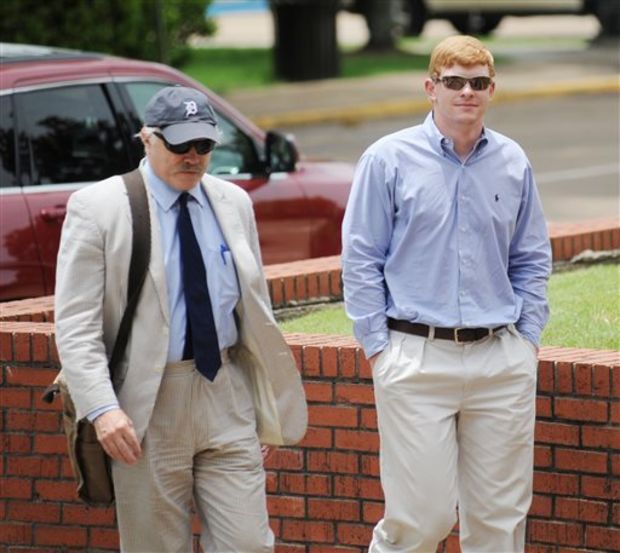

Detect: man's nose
[183, 145, 201, 159]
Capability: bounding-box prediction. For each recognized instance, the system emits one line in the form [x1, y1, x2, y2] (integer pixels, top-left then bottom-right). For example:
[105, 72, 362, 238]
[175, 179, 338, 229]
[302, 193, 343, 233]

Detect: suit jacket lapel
[203, 177, 257, 281]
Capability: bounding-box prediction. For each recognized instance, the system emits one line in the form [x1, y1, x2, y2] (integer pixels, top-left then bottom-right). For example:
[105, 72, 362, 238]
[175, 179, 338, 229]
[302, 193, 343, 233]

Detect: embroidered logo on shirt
[184, 100, 198, 118]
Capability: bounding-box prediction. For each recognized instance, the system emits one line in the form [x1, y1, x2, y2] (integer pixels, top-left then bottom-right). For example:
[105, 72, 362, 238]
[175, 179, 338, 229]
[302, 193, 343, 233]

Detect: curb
[251, 76, 620, 129]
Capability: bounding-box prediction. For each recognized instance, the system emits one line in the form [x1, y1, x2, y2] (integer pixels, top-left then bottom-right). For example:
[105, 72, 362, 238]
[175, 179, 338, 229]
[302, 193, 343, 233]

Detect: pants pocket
[502, 325, 538, 371]
[374, 331, 426, 389]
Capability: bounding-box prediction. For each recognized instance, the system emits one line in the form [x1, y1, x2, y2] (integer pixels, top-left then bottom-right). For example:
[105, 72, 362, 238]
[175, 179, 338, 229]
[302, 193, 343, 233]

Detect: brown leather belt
[387, 318, 506, 344]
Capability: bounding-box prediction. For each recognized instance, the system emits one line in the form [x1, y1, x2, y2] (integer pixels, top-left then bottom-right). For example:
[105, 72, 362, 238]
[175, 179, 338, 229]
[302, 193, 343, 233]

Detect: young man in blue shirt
[342, 35, 551, 552]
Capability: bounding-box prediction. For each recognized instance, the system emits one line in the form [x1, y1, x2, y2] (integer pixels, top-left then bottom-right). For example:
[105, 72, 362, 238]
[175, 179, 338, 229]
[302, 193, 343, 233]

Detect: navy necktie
[177, 192, 221, 381]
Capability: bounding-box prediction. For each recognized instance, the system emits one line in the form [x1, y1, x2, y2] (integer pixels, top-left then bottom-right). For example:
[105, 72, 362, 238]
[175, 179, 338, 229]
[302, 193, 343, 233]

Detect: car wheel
[448, 13, 503, 35]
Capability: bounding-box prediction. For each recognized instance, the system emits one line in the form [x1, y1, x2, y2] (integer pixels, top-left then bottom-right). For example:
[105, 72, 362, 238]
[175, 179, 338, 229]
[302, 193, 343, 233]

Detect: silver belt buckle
[454, 328, 466, 344]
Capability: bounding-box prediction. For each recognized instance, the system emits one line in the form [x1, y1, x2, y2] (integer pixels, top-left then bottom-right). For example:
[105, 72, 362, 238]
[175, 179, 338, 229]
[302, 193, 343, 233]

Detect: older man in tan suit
[54, 86, 307, 552]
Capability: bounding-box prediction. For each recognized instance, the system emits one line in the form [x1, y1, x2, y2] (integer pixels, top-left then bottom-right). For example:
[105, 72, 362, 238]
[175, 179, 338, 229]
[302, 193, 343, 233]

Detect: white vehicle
[404, 0, 619, 36]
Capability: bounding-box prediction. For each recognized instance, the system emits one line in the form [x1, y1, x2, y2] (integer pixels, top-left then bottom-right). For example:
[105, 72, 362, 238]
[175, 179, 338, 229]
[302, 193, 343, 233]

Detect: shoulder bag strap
[108, 168, 152, 376]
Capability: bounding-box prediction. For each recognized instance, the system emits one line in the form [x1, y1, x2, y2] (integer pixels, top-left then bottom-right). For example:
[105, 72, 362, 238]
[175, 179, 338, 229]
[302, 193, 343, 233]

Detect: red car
[0, 43, 354, 301]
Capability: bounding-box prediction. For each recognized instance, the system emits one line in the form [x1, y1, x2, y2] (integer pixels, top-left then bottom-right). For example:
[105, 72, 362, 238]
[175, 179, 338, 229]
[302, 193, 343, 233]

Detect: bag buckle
[41, 383, 60, 404]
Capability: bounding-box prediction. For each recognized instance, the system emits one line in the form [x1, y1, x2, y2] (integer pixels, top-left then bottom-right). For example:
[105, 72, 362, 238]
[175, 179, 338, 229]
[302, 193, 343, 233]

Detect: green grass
[340, 48, 429, 78]
[281, 304, 353, 336]
[180, 48, 273, 93]
[180, 46, 429, 94]
[541, 264, 619, 350]
[280, 264, 620, 351]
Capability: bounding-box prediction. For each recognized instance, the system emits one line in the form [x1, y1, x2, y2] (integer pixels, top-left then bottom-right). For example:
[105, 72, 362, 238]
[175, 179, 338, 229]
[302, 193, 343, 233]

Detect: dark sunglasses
[434, 75, 493, 91]
[154, 132, 216, 155]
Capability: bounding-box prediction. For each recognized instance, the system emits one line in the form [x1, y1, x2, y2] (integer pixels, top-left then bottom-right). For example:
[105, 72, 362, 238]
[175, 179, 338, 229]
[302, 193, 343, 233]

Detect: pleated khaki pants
[112, 357, 274, 553]
[369, 325, 538, 553]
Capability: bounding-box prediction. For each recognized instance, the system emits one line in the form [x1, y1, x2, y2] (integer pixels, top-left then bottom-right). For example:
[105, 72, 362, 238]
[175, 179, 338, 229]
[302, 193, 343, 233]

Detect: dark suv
[0, 43, 354, 301]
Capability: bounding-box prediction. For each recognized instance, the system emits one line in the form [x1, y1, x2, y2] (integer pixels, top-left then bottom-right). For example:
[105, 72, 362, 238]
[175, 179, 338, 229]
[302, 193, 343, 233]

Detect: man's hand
[368, 352, 380, 370]
[93, 408, 141, 465]
[261, 445, 274, 464]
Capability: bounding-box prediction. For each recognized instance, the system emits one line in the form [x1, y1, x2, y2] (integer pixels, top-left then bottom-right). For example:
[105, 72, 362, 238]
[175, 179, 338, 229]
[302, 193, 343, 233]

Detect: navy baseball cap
[144, 86, 220, 144]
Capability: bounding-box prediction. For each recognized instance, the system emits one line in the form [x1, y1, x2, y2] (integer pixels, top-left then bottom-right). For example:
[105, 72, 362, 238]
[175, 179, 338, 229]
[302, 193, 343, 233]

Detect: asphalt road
[284, 93, 619, 223]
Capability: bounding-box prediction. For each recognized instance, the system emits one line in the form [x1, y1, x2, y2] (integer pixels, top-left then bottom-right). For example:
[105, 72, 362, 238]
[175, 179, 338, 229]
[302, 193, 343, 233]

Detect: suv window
[0, 96, 17, 188]
[209, 114, 261, 176]
[124, 81, 168, 121]
[16, 84, 129, 185]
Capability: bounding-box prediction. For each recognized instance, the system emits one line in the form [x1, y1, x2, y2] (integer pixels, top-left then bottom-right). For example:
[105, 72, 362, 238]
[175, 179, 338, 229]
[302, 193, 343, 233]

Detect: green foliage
[0, 0, 215, 66]
[280, 264, 620, 351]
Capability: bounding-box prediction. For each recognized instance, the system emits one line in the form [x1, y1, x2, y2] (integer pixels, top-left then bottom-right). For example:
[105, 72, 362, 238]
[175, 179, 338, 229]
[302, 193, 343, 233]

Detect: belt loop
[427, 325, 435, 341]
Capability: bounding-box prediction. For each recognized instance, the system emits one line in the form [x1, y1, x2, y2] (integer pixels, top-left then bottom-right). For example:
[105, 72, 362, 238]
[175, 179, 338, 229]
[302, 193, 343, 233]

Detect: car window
[124, 82, 169, 121]
[122, 81, 261, 177]
[0, 96, 17, 188]
[16, 85, 129, 185]
[209, 114, 261, 176]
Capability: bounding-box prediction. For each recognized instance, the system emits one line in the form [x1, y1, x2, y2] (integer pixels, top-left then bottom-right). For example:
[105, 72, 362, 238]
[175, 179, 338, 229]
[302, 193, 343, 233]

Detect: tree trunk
[270, 0, 340, 81]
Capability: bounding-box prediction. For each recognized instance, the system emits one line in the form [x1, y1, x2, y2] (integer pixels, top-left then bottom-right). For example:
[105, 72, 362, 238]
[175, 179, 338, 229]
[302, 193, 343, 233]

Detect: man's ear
[139, 128, 151, 150]
[424, 78, 436, 102]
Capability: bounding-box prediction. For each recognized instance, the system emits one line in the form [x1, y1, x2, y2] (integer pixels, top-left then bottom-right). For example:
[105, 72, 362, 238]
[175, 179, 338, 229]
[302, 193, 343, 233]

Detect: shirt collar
[142, 159, 205, 212]
[423, 111, 489, 156]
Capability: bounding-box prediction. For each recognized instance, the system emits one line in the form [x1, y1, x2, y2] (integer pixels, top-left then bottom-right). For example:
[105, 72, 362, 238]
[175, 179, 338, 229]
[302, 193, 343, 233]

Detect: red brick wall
[1, 220, 618, 551]
[1, 321, 618, 552]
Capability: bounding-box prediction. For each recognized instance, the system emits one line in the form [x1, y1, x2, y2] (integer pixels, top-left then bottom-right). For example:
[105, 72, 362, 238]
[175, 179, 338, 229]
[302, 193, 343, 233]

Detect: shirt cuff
[86, 403, 120, 423]
[515, 323, 541, 347]
[357, 330, 390, 360]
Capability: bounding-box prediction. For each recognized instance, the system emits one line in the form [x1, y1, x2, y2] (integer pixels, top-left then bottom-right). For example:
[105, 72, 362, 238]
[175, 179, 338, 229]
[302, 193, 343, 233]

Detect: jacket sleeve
[54, 191, 118, 420]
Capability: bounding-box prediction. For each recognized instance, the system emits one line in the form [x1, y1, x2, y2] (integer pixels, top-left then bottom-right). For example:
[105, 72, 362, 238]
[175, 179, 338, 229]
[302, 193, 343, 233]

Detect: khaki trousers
[112, 357, 273, 553]
[370, 325, 538, 553]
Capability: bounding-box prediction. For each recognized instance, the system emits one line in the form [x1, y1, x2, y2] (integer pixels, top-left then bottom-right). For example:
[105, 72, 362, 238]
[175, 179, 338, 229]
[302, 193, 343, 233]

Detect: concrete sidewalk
[204, 11, 619, 129]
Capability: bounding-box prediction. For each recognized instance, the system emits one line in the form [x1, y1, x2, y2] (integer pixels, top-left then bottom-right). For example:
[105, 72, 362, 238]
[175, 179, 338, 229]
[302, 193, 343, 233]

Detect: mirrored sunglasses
[434, 75, 493, 91]
[154, 132, 216, 155]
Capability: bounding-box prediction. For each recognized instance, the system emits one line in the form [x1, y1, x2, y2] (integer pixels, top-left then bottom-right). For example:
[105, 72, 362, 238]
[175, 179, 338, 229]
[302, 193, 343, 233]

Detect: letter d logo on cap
[184, 100, 198, 118]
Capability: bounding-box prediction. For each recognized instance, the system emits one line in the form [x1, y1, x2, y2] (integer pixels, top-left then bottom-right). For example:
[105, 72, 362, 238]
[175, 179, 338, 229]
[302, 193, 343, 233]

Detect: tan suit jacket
[54, 167, 307, 446]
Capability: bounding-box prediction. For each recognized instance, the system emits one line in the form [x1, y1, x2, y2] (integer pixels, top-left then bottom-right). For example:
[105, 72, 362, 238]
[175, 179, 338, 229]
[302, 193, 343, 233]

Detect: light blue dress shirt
[144, 160, 240, 361]
[88, 161, 240, 421]
[342, 113, 552, 358]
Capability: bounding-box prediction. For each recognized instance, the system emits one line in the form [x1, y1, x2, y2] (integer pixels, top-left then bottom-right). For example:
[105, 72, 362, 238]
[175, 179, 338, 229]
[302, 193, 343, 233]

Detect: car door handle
[40, 207, 67, 222]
